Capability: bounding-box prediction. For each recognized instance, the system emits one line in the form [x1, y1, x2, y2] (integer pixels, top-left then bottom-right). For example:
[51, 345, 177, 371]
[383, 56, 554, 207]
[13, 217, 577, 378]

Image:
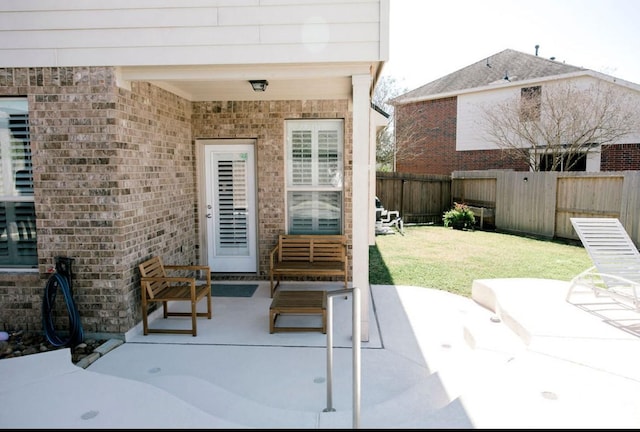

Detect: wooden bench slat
[269, 234, 348, 297]
[269, 290, 327, 333]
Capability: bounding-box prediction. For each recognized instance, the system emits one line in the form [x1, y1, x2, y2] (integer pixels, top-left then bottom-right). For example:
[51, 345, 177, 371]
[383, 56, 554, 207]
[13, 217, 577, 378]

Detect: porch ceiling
[118, 62, 379, 101]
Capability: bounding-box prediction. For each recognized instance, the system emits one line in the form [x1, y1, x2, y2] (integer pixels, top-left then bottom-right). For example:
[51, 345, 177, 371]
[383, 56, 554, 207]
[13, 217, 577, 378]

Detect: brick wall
[395, 97, 457, 175]
[0, 67, 194, 337]
[0, 68, 353, 338]
[109, 81, 195, 335]
[191, 100, 353, 277]
[601, 143, 640, 171]
[456, 148, 529, 171]
[395, 97, 533, 175]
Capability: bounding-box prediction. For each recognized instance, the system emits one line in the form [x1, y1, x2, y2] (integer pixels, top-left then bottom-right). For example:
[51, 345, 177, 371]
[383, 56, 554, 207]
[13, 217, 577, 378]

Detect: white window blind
[0, 98, 37, 267]
[286, 120, 343, 234]
[216, 158, 249, 252]
[290, 130, 313, 185]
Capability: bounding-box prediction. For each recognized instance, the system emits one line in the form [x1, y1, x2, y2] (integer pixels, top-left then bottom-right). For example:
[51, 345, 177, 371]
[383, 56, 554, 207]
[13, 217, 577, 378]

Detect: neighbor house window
[285, 119, 344, 234]
[539, 152, 587, 171]
[0, 98, 37, 267]
[520, 86, 541, 121]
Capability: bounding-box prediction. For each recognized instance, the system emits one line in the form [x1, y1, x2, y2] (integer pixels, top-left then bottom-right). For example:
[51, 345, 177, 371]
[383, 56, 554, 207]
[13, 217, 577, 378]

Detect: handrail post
[323, 288, 361, 429]
[323, 293, 336, 412]
[352, 285, 361, 429]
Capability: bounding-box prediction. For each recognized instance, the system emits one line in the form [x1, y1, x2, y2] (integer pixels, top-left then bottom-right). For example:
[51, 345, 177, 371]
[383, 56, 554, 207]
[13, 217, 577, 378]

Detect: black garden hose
[42, 272, 84, 347]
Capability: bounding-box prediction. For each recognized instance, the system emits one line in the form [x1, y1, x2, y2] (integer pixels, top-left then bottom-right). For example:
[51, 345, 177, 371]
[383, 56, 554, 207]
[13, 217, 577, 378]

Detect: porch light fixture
[249, 79, 269, 92]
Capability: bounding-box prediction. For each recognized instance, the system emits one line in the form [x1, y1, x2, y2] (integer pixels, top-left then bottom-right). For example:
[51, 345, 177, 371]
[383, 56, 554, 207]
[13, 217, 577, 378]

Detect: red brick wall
[394, 97, 529, 174]
[395, 97, 457, 175]
[601, 143, 640, 171]
[456, 149, 529, 171]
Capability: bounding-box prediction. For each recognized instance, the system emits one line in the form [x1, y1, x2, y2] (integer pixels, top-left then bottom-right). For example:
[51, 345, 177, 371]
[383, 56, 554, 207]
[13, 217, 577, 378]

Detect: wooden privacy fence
[450, 170, 640, 246]
[376, 170, 640, 246]
[375, 172, 451, 225]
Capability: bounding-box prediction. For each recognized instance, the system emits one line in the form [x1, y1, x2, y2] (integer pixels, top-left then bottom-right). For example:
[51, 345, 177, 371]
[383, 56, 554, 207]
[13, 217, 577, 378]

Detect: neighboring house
[0, 1, 390, 341]
[391, 48, 640, 176]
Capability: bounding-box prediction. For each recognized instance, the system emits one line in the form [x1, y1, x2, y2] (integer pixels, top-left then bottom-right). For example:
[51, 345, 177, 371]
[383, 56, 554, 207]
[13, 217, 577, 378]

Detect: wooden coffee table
[269, 290, 327, 333]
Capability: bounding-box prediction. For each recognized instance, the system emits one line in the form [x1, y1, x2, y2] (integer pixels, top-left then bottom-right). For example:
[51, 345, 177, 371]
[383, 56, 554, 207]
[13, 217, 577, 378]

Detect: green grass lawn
[369, 225, 592, 297]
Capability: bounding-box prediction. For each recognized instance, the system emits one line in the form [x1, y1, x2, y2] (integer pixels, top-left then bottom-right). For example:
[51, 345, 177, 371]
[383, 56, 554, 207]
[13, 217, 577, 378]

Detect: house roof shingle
[392, 48, 586, 104]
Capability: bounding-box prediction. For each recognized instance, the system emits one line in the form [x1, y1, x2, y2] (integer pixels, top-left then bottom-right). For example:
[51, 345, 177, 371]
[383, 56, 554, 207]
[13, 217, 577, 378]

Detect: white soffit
[118, 62, 375, 101]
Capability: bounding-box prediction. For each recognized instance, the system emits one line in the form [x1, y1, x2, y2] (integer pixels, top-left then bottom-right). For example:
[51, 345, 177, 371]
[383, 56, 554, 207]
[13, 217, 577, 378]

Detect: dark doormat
[211, 284, 259, 298]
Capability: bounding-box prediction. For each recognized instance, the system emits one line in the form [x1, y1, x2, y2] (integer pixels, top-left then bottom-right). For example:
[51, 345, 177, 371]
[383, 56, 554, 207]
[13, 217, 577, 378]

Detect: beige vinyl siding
[0, 0, 384, 67]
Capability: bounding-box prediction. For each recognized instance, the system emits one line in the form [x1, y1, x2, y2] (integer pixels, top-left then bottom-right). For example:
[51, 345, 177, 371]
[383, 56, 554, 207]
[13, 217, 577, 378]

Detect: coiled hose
[42, 272, 84, 347]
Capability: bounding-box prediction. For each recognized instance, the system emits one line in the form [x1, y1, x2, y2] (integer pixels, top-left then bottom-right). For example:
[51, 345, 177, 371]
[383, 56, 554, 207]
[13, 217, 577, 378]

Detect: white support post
[352, 73, 372, 342]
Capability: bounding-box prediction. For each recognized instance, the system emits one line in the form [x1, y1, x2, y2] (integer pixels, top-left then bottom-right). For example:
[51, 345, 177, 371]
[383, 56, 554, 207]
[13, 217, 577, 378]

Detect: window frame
[0, 97, 37, 268]
[285, 119, 344, 235]
[539, 151, 587, 172]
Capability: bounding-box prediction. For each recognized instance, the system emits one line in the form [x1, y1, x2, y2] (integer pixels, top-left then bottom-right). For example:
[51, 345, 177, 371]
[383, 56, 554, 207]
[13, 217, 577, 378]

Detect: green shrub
[443, 202, 476, 230]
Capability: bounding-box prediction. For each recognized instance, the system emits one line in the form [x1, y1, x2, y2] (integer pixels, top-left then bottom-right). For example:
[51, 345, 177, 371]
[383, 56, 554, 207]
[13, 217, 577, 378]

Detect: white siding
[457, 86, 518, 151]
[0, 0, 385, 67]
[457, 75, 640, 151]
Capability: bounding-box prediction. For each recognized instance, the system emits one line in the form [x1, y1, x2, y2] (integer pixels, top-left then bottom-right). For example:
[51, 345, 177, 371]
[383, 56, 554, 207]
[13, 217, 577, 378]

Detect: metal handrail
[323, 286, 361, 429]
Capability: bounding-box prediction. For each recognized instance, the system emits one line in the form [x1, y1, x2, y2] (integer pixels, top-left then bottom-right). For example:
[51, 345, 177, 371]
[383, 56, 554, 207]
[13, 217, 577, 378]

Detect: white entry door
[204, 141, 257, 272]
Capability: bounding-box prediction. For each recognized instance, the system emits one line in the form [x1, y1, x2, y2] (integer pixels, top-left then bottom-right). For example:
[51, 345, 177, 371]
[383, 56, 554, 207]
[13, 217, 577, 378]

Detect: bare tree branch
[479, 80, 640, 171]
[373, 76, 408, 171]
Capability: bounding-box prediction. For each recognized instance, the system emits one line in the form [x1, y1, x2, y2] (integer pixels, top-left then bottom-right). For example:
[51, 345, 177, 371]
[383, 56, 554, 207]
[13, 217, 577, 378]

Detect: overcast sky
[381, 0, 640, 91]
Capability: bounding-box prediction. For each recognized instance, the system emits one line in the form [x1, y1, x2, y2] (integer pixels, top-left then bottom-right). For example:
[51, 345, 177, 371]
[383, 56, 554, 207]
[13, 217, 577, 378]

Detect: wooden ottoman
[269, 290, 327, 334]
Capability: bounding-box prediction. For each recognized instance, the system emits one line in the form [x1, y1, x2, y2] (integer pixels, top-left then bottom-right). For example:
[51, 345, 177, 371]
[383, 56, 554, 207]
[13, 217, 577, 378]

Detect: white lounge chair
[567, 217, 640, 309]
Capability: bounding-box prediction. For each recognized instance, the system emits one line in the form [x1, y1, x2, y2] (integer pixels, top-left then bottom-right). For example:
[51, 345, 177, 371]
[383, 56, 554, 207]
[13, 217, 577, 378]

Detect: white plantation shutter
[289, 191, 313, 233]
[317, 129, 340, 185]
[215, 158, 249, 255]
[286, 120, 343, 234]
[288, 191, 341, 234]
[290, 130, 313, 185]
[0, 98, 37, 267]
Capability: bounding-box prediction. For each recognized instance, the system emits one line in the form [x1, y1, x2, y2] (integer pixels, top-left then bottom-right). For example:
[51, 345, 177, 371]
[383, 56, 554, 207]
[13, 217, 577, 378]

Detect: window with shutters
[285, 119, 343, 234]
[0, 98, 37, 268]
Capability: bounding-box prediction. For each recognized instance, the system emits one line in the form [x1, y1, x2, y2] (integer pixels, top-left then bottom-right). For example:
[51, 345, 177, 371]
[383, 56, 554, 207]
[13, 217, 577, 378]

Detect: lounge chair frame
[567, 217, 640, 309]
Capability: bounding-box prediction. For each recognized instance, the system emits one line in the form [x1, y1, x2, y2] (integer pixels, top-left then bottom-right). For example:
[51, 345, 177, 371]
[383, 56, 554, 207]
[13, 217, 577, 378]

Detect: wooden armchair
[138, 256, 212, 336]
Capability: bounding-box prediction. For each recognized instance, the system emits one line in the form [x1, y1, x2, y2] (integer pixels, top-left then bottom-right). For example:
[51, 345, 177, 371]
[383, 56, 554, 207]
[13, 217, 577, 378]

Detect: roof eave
[391, 69, 640, 106]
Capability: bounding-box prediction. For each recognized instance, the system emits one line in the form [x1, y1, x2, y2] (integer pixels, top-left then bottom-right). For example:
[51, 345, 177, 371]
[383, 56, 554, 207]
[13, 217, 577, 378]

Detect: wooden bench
[269, 290, 327, 333]
[467, 205, 495, 229]
[138, 256, 212, 336]
[269, 234, 348, 297]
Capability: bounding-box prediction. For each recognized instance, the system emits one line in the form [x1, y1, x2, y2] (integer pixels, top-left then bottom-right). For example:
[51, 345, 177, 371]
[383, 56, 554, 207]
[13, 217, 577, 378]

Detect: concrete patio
[2, 279, 640, 428]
